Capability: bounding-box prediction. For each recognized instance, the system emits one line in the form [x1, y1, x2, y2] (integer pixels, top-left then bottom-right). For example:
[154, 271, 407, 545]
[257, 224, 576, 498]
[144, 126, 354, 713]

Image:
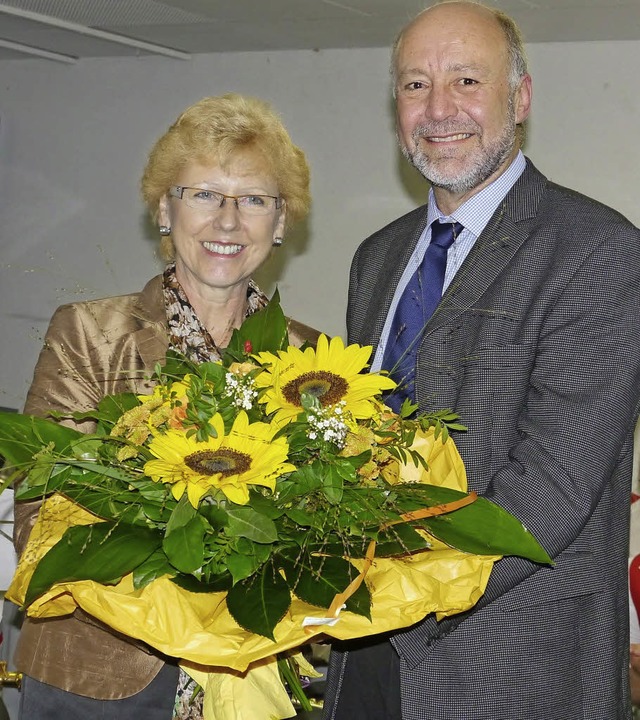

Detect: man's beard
[400, 102, 517, 194]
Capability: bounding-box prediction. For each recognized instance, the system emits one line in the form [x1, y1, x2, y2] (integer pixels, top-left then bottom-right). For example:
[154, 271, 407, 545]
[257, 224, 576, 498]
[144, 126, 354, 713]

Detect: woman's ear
[158, 194, 171, 229]
[273, 201, 286, 242]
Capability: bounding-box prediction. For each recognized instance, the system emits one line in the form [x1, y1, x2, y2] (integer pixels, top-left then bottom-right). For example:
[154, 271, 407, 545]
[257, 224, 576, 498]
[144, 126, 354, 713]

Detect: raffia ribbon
[326, 492, 479, 618]
[380, 491, 478, 529]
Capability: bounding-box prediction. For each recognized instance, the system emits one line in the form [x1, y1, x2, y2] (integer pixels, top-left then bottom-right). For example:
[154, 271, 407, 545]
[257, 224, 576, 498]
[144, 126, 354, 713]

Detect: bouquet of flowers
[0, 294, 550, 719]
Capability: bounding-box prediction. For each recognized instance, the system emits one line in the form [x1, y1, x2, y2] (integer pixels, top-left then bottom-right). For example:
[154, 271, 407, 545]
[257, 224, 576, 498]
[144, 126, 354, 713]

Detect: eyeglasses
[169, 186, 283, 216]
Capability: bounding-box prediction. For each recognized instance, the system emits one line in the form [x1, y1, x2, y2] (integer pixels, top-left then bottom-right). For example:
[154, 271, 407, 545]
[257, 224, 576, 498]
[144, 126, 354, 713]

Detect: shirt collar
[426, 151, 527, 237]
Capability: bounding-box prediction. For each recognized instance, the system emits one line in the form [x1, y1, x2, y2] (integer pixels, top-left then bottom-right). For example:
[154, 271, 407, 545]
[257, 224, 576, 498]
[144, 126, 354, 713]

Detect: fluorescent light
[0, 3, 191, 60]
[0, 37, 76, 63]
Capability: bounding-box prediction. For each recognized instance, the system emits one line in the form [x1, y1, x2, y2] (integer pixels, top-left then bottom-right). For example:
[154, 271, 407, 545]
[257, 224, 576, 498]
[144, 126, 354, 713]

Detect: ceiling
[0, 0, 638, 64]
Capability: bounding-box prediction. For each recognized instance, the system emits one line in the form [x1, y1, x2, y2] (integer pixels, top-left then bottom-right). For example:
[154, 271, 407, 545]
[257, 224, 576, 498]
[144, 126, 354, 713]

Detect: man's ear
[514, 74, 532, 125]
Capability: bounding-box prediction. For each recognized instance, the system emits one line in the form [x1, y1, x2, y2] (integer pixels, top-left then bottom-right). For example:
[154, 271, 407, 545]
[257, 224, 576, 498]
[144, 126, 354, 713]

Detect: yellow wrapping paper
[8, 430, 498, 719]
[187, 658, 297, 720]
[184, 653, 319, 720]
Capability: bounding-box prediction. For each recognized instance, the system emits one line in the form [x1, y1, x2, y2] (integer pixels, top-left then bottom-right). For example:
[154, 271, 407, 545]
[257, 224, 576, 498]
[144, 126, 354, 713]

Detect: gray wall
[1, 40, 639, 410]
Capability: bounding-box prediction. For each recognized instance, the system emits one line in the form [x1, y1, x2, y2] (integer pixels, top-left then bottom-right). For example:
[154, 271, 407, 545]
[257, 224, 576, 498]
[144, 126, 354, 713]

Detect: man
[323, 2, 640, 719]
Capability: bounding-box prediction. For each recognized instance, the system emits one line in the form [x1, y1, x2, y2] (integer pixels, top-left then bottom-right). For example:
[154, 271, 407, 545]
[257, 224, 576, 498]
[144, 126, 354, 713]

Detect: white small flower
[223, 372, 258, 410]
[306, 401, 348, 449]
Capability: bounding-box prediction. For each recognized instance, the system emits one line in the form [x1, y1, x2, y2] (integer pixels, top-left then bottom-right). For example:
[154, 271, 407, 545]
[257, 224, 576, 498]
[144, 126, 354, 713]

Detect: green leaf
[16, 460, 70, 498]
[61, 481, 126, 520]
[393, 484, 552, 564]
[399, 399, 419, 418]
[277, 656, 312, 713]
[284, 508, 318, 529]
[226, 562, 291, 640]
[171, 572, 232, 594]
[322, 464, 344, 505]
[61, 393, 141, 430]
[166, 494, 197, 528]
[194, 361, 227, 387]
[226, 540, 271, 585]
[127, 477, 173, 506]
[224, 289, 288, 361]
[0, 467, 18, 494]
[159, 350, 198, 380]
[25, 521, 161, 606]
[96, 393, 140, 425]
[163, 516, 206, 573]
[63, 459, 140, 484]
[374, 522, 432, 557]
[337, 487, 394, 526]
[226, 506, 278, 544]
[61, 477, 171, 525]
[0, 412, 82, 469]
[276, 465, 323, 502]
[227, 550, 258, 585]
[281, 554, 371, 619]
[244, 491, 284, 520]
[332, 457, 359, 484]
[133, 549, 176, 589]
[198, 503, 229, 530]
[314, 540, 370, 560]
[163, 503, 207, 574]
[423, 496, 551, 564]
[117, 503, 157, 526]
[276, 527, 314, 550]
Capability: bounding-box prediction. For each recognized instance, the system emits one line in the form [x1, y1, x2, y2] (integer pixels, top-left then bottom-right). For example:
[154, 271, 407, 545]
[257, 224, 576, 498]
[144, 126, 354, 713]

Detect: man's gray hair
[391, 1, 529, 92]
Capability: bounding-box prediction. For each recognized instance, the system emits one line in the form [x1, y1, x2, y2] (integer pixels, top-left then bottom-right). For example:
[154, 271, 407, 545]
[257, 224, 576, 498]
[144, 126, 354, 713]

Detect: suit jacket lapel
[425, 160, 548, 336]
[364, 205, 430, 348]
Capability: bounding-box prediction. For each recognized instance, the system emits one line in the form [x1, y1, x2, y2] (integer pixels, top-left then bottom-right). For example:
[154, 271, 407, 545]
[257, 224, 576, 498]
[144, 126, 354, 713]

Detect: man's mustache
[411, 122, 481, 142]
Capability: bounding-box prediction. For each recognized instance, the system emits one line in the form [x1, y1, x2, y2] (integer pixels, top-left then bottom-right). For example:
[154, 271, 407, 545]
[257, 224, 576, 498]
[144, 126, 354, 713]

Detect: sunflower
[143, 411, 295, 506]
[254, 334, 396, 427]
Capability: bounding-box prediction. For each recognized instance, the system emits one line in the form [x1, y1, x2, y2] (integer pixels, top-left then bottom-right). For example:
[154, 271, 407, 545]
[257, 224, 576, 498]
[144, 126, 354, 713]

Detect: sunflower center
[282, 371, 348, 407]
[185, 449, 251, 477]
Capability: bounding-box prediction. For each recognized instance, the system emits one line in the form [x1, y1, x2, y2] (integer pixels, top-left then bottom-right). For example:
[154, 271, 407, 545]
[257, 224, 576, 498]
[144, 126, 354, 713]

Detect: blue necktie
[382, 220, 463, 411]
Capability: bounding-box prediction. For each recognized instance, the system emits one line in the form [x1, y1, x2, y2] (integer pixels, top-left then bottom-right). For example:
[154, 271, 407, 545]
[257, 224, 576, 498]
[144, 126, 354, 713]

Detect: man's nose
[423, 84, 457, 121]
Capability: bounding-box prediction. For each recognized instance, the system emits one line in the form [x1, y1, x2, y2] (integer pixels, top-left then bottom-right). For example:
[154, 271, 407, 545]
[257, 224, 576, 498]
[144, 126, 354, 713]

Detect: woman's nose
[213, 197, 241, 228]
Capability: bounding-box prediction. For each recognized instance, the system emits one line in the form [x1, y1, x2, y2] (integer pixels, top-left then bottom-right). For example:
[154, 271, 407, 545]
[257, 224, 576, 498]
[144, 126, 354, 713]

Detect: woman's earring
[273, 237, 283, 247]
[159, 225, 171, 236]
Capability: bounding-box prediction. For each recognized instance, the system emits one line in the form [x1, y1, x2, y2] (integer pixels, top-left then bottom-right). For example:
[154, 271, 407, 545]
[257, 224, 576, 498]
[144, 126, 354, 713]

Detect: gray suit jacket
[325, 160, 640, 720]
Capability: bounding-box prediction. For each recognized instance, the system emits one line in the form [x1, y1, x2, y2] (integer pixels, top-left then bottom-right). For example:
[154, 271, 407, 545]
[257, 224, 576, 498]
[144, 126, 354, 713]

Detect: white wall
[0, 41, 638, 410]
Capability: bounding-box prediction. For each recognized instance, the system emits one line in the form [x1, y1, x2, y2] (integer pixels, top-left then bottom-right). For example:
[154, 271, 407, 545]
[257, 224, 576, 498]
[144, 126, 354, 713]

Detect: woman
[13, 94, 319, 719]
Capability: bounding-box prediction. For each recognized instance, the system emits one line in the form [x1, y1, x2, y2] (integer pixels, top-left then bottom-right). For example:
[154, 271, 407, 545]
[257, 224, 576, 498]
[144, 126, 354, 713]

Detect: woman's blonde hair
[141, 94, 310, 257]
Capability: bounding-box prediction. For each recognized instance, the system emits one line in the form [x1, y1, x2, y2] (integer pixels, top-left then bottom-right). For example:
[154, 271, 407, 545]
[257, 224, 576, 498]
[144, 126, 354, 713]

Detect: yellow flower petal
[144, 412, 292, 507]
[218, 482, 250, 505]
[254, 334, 396, 427]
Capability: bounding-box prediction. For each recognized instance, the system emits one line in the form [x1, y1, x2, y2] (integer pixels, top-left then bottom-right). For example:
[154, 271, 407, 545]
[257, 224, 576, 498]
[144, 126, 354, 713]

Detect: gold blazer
[13, 274, 321, 699]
